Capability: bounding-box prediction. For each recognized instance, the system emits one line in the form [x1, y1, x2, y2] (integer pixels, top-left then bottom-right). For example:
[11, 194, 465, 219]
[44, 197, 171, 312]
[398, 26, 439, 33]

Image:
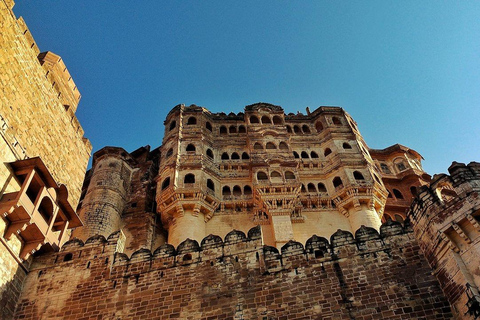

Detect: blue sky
[14, 1, 480, 174]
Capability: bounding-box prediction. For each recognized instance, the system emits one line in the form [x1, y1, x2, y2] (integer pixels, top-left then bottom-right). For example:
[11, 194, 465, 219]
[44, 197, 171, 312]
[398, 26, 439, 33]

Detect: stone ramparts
[15, 221, 453, 319]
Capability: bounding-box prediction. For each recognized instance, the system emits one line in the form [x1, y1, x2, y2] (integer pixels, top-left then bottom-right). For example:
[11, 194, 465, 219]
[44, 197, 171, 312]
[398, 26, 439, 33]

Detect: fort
[1, 1, 480, 319]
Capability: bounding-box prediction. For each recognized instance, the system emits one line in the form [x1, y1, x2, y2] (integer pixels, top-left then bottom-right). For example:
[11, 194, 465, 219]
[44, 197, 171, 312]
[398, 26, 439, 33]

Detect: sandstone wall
[409, 162, 480, 319]
[0, 216, 27, 320]
[0, 0, 91, 208]
[0, 2, 91, 318]
[15, 222, 452, 319]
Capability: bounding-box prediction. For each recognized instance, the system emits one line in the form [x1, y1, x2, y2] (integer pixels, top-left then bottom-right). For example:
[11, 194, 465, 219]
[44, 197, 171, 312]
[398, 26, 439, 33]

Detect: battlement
[407, 161, 480, 319]
[32, 221, 412, 273]
[410, 161, 480, 221]
[17, 221, 452, 319]
[164, 103, 347, 123]
[37, 51, 81, 113]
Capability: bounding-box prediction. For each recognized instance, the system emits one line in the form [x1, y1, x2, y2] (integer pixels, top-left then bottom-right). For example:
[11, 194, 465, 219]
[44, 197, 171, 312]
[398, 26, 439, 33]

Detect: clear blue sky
[14, 1, 480, 174]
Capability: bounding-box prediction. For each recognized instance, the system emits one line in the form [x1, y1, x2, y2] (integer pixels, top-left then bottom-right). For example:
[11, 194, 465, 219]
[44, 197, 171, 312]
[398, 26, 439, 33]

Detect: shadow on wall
[0, 261, 27, 320]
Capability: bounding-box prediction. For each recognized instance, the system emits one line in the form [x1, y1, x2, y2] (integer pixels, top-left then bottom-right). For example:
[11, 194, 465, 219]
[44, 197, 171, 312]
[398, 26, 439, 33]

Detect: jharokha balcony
[0, 157, 82, 260]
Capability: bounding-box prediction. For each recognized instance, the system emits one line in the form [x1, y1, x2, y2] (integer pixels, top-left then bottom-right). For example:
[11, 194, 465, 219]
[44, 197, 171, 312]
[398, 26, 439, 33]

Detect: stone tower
[73, 147, 134, 240]
[157, 105, 221, 247]
[408, 162, 480, 318]
[73, 146, 162, 254]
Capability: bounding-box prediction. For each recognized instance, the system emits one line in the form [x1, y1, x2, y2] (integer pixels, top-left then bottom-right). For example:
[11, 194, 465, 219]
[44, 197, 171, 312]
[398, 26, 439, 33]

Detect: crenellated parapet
[408, 161, 480, 319]
[17, 221, 453, 319]
[42, 222, 414, 275]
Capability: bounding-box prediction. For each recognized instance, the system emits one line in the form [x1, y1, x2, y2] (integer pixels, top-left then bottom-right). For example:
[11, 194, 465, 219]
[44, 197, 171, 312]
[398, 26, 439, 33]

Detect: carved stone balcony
[0, 157, 82, 260]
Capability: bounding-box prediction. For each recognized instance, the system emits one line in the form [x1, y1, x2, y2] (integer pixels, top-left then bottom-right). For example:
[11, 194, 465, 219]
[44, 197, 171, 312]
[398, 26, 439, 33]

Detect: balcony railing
[0, 158, 81, 260]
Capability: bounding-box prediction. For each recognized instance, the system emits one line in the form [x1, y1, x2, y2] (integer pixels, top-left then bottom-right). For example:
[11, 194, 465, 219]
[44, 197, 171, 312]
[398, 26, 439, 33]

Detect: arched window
[302, 125, 311, 134]
[318, 183, 327, 193]
[63, 253, 73, 262]
[396, 161, 407, 172]
[286, 125, 293, 133]
[187, 117, 197, 125]
[333, 177, 343, 189]
[308, 183, 316, 192]
[233, 185, 242, 196]
[393, 189, 404, 199]
[221, 152, 229, 160]
[279, 142, 288, 150]
[293, 125, 301, 133]
[266, 142, 276, 149]
[229, 126, 237, 134]
[257, 171, 268, 180]
[186, 144, 196, 152]
[220, 126, 227, 135]
[301, 151, 309, 159]
[301, 184, 307, 193]
[254, 143, 263, 150]
[332, 117, 341, 125]
[271, 171, 282, 180]
[166, 148, 173, 158]
[222, 186, 231, 196]
[242, 152, 250, 160]
[273, 116, 282, 125]
[207, 179, 215, 191]
[315, 122, 323, 133]
[395, 215, 404, 223]
[169, 121, 176, 131]
[250, 115, 259, 124]
[261, 116, 271, 124]
[343, 142, 352, 149]
[380, 163, 391, 174]
[387, 190, 393, 198]
[353, 171, 364, 180]
[324, 148, 332, 157]
[161, 177, 171, 190]
[238, 125, 246, 133]
[244, 185, 252, 195]
[38, 197, 54, 222]
[184, 173, 195, 184]
[310, 151, 319, 158]
[206, 149, 214, 159]
[205, 122, 212, 131]
[231, 152, 240, 160]
[285, 171, 295, 180]
[293, 151, 299, 158]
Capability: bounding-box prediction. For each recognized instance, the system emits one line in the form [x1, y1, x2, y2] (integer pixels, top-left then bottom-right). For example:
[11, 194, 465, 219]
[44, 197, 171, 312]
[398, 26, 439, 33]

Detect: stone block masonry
[409, 162, 480, 319]
[15, 222, 452, 319]
[0, 0, 91, 208]
[0, 2, 91, 319]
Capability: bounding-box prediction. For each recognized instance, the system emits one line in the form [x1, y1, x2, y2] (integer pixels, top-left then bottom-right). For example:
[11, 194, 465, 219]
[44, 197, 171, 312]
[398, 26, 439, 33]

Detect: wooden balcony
[0, 157, 82, 260]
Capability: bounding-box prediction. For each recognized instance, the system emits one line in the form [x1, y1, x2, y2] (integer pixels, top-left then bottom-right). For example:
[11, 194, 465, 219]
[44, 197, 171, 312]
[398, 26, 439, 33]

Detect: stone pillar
[347, 204, 382, 233]
[271, 215, 294, 250]
[73, 153, 132, 240]
[167, 209, 206, 248]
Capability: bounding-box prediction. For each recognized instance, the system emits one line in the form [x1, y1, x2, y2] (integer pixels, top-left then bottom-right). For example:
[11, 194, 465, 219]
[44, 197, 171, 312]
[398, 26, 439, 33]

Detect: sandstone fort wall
[15, 222, 452, 319]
